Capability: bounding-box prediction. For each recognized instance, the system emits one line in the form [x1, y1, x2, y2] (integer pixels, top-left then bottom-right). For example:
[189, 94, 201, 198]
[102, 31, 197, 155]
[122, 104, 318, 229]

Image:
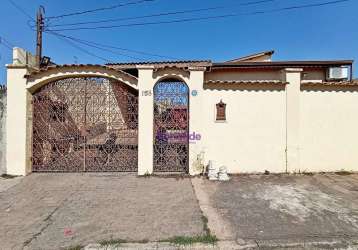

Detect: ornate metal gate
[32, 77, 138, 172]
[153, 80, 189, 172]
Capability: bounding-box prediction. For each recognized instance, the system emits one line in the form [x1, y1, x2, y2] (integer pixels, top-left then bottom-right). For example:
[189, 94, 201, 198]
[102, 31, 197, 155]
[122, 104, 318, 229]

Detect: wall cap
[136, 65, 155, 70]
[283, 68, 303, 72]
[188, 66, 207, 71]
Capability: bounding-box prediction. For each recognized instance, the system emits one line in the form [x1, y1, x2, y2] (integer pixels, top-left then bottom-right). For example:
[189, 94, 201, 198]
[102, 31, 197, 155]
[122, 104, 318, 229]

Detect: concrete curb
[84, 238, 358, 250]
[84, 241, 236, 250]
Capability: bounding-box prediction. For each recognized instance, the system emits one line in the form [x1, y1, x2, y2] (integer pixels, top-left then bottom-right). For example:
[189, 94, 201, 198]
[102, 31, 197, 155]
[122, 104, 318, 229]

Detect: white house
[5, 48, 357, 176]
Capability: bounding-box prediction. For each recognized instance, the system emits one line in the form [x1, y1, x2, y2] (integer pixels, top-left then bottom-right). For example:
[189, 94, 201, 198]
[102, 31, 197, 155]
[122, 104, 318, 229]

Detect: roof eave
[212, 60, 354, 69]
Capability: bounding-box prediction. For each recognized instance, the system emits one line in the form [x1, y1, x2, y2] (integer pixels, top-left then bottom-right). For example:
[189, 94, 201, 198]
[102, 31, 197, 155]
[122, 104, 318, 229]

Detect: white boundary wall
[200, 85, 287, 173]
[300, 88, 358, 172]
[5, 48, 358, 175]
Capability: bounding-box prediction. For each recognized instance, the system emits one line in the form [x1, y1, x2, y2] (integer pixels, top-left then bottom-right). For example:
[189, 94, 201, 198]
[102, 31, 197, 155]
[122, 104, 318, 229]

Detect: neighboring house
[5, 48, 358, 176]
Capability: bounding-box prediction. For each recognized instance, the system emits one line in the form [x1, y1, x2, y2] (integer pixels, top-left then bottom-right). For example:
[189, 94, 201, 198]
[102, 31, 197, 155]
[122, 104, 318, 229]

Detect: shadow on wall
[301, 85, 358, 92]
[0, 86, 6, 175]
[204, 83, 286, 92]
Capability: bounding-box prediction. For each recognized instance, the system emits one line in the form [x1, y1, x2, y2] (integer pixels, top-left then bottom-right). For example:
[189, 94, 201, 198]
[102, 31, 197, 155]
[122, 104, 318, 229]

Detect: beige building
[5, 48, 357, 176]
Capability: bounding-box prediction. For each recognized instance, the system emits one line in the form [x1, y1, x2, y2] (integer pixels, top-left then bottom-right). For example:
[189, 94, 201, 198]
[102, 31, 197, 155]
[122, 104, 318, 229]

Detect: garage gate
[32, 77, 138, 172]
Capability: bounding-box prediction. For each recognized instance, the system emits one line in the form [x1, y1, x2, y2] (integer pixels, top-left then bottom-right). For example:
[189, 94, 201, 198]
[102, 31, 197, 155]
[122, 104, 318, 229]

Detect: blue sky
[0, 0, 357, 83]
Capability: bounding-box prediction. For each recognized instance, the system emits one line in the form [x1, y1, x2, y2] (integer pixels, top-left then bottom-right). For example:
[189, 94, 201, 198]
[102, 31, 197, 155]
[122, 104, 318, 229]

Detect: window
[216, 100, 226, 121]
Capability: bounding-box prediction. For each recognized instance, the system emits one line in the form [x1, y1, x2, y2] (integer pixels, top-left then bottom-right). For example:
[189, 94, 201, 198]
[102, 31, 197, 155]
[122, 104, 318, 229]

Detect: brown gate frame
[31, 76, 139, 172]
[153, 78, 190, 173]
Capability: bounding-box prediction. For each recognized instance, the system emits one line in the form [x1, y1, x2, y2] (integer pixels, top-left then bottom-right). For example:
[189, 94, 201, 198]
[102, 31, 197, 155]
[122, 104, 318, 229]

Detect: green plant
[335, 170, 353, 176]
[201, 215, 210, 235]
[166, 235, 218, 245]
[65, 245, 83, 250]
[137, 239, 149, 243]
[99, 238, 127, 246]
[159, 215, 218, 246]
[143, 171, 151, 177]
[302, 171, 314, 176]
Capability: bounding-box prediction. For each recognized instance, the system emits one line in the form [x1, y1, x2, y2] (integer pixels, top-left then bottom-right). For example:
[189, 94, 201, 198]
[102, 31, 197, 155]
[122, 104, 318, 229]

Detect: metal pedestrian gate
[153, 80, 189, 173]
[32, 77, 138, 172]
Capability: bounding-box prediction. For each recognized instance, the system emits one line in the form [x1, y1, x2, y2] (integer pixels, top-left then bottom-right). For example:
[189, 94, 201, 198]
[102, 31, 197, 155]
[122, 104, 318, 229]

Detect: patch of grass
[65, 245, 83, 250]
[166, 235, 218, 245]
[143, 171, 151, 177]
[99, 238, 127, 246]
[1, 174, 17, 179]
[137, 239, 149, 243]
[138, 171, 153, 178]
[302, 171, 314, 176]
[335, 170, 353, 176]
[159, 215, 218, 246]
[201, 215, 210, 235]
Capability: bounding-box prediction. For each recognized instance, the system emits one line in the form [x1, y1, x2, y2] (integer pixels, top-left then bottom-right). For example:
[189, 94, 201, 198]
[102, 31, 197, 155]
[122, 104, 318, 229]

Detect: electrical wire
[0, 42, 13, 51]
[0, 36, 14, 51]
[46, 0, 350, 31]
[47, 0, 157, 20]
[6, 0, 35, 21]
[48, 31, 146, 60]
[47, 0, 275, 28]
[47, 31, 112, 62]
[0, 36, 15, 48]
[46, 32, 178, 60]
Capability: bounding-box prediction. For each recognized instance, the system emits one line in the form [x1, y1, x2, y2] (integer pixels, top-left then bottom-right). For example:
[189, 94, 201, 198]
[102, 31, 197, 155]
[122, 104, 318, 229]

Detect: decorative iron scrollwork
[153, 80, 189, 172]
[32, 77, 138, 172]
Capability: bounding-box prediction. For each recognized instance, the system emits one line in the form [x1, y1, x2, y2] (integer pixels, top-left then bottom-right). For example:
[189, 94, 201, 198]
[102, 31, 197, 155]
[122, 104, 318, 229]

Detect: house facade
[5, 48, 358, 176]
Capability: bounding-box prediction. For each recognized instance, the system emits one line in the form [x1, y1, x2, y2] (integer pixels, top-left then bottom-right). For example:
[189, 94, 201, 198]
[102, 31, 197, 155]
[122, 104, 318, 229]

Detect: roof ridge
[226, 50, 275, 63]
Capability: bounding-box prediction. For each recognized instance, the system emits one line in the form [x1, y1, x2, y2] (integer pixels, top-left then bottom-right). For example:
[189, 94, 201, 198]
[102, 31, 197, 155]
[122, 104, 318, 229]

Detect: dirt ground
[0, 173, 204, 250]
[192, 173, 358, 248]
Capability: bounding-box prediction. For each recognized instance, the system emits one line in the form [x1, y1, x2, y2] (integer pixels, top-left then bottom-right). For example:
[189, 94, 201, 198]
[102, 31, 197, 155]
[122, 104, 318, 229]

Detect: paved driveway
[193, 174, 358, 248]
[0, 174, 204, 250]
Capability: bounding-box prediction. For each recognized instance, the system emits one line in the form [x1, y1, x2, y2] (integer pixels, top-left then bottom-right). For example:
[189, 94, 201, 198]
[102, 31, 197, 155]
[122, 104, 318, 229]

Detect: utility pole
[36, 6, 45, 68]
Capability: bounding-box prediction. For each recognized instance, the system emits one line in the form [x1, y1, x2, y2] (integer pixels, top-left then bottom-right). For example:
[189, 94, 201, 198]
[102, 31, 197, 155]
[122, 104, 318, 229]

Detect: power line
[47, 31, 112, 62]
[0, 42, 13, 51]
[6, 0, 35, 21]
[0, 36, 15, 48]
[47, 0, 157, 20]
[47, 31, 146, 60]
[47, 0, 275, 28]
[47, 0, 350, 32]
[48, 7, 222, 27]
[0, 36, 14, 51]
[46, 32, 178, 60]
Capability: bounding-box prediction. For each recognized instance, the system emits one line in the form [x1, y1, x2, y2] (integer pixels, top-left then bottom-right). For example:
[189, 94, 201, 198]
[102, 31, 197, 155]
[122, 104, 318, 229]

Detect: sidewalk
[1, 173, 358, 249]
[192, 174, 358, 249]
[0, 174, 204, 250]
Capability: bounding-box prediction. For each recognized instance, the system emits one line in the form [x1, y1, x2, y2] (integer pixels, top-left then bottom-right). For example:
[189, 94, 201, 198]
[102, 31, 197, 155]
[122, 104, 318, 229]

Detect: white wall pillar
[137, 67, 155, 175]
[6, 65, 31, 176]
[284, 68, 302, 173]
[187, 67, 206, 175]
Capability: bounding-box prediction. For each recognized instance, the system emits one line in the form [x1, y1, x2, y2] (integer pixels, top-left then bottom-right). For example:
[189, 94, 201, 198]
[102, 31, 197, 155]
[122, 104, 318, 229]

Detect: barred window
[216, 100, 226, 121]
